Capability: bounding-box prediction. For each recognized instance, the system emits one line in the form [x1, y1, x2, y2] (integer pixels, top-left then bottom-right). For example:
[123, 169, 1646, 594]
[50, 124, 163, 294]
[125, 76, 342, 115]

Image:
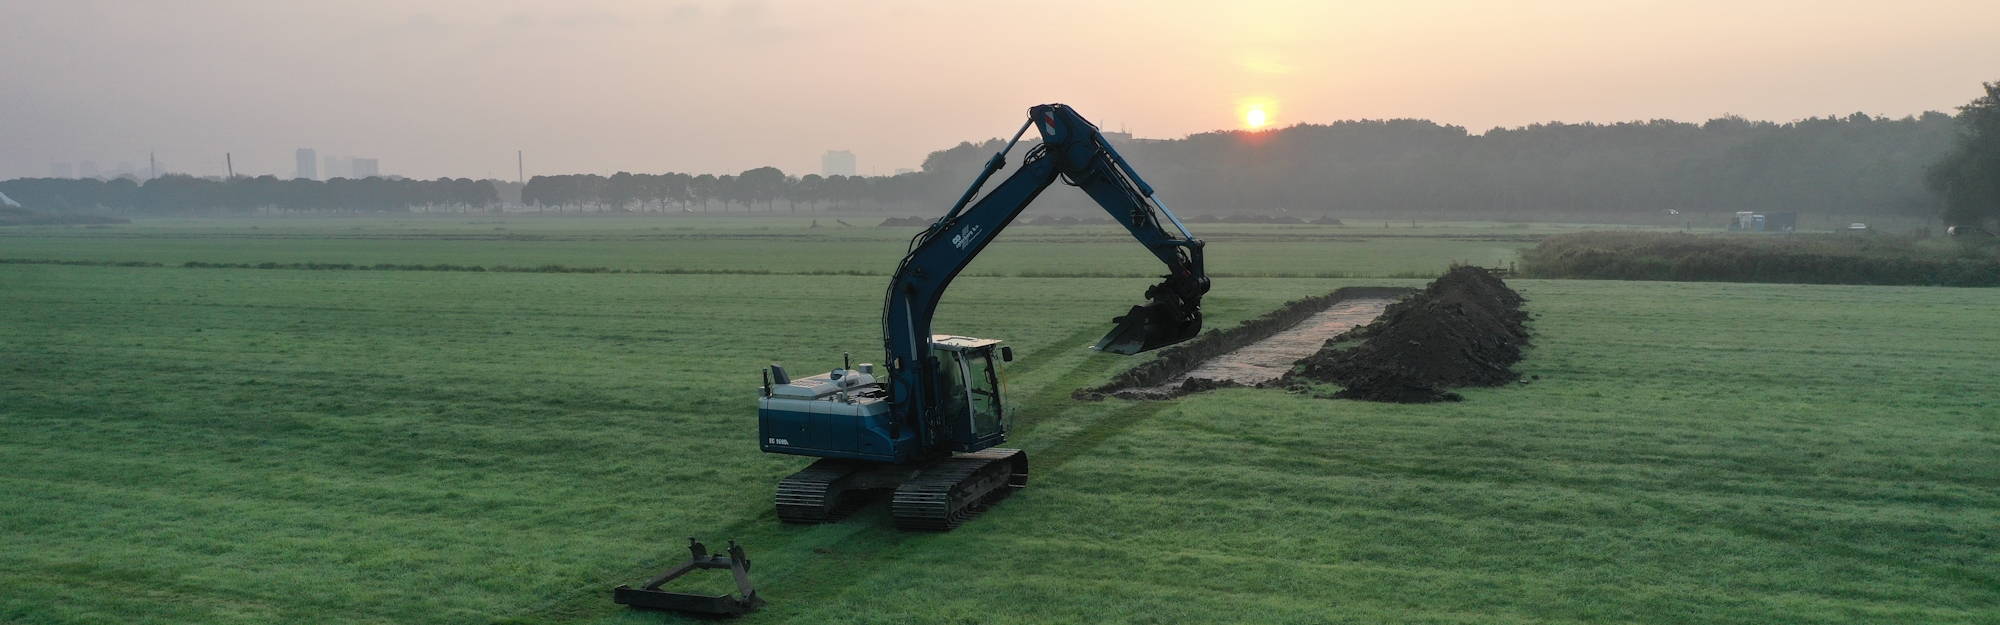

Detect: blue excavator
[756, 104, 1209, 530]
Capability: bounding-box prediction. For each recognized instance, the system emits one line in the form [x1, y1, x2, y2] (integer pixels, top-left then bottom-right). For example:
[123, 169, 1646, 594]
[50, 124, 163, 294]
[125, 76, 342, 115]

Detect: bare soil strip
[1077, 286, 1411, 400]
[1129, 298, 1394, 395]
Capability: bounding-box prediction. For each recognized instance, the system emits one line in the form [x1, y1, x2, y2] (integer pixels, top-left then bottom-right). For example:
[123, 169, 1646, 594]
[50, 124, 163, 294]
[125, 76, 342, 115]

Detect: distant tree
[522, 175, 552, 210]
[604, 172, 640, 211]
[575, 174, 607, 211]
[692, 174, 717, 212]
[737, 166, 786, 211]
[1928, 82, 2000, 228]
[821, 175, 855, 209]
[140, 175, 224, 213]
[459, 177, 500, 210]
[664, 172, 693, 210]
[792, 174, 824, 210]
[716, 175, 742, 211]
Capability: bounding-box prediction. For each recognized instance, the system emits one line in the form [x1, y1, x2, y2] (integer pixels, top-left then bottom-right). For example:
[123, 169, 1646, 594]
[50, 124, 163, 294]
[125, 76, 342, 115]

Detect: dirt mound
[1286, 266, 1529, 403]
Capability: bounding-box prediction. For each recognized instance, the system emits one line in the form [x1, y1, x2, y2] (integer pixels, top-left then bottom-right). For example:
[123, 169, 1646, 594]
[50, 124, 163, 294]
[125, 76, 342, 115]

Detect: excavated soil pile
[1287, 266, 1529, 403]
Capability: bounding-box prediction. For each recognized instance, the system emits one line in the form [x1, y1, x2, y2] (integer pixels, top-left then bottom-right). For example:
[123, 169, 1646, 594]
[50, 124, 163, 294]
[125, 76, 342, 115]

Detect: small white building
[821, 150, 856, 177]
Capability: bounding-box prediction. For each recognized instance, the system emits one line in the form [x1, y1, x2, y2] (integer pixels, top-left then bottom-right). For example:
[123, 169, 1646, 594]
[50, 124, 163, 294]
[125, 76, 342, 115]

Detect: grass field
[0, 215, 1637, 277]
[2, 216, 1995, 624]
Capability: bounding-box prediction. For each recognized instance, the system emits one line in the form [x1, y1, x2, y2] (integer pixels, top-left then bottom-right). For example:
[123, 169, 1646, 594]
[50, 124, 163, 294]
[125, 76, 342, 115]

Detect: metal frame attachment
[613, 538, 764, 616]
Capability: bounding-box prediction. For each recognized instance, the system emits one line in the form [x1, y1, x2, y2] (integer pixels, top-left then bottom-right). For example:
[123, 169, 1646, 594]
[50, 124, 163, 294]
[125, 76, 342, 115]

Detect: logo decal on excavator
[952, 224, 983, 249]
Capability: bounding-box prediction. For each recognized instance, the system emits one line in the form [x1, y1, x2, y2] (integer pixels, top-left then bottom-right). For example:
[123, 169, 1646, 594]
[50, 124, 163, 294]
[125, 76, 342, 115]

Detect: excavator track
[891, 448, 1029, 532]
[774, 459, 876, 524]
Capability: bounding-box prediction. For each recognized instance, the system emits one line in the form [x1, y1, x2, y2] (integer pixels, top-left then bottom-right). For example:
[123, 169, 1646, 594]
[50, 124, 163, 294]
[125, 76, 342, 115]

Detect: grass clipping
[1284, 266, 1529, 403]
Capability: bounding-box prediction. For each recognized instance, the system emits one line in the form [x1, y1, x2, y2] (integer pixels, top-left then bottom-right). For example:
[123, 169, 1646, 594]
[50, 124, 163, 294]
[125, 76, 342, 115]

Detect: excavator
[756, 104, 1209, 531]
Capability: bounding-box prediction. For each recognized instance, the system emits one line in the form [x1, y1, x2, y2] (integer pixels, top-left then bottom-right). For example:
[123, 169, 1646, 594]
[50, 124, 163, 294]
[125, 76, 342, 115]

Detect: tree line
[1109, 112, 1959, 218]
[0, 175, 499, 214]
[1927, 82, 2000, 230]
[518, 162, 994, 213]
[522, 105, 1992, 223]
[5, 100, 1994, 222]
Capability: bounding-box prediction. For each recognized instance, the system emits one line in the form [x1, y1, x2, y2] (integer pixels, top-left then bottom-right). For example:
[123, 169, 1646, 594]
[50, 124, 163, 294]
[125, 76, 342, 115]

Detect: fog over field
[4, 0, 2000, 180]
[5, 3, 2000, 624]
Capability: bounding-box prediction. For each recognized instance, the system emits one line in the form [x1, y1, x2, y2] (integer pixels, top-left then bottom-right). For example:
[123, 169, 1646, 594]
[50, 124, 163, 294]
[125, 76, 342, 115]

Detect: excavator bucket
[614, 538, 764, 616]
[1093, 300, 1202, 355]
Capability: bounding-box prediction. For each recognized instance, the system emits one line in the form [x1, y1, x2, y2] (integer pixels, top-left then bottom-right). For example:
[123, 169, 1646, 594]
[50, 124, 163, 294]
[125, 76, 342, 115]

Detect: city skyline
[5, 1, 1999, 181]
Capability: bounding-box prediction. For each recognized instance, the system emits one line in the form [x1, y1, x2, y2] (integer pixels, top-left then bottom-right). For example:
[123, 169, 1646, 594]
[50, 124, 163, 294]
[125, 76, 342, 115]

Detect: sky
[3, 0, 1997, 181]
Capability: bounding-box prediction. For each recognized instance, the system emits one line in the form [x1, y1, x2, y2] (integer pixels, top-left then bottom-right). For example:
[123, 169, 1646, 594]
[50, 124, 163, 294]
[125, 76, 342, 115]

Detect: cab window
[931, 349, 969, 419]
[966, 352, 1003, 437]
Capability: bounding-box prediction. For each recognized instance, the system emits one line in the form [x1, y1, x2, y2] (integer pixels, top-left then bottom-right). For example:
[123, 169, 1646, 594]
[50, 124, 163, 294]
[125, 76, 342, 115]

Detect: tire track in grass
[519, 329, 1180, 623]
[1026, 401, 1174, 474]
[999, 325, 1104, 379]
[503, 332, 1128, 623]
[745, 386, 1177, 620]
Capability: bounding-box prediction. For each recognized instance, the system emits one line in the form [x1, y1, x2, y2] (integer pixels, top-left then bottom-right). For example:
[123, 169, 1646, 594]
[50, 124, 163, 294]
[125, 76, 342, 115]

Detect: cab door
[964, 349, 1005, 440]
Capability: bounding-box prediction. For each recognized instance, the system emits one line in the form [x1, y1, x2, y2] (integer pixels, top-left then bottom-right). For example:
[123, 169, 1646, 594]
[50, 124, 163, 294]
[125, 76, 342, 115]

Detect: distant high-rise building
[296, 148, 318, 180]
[821, 150, 857, 177]
[352, 158, 379, 178]
[323, 154, 355, 179]
[51, 163, 73, 179]
[78, 161, 100, 178]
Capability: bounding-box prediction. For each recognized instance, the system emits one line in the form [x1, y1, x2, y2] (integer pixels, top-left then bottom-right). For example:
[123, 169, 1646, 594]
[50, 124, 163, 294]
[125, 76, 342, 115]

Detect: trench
[1136, 298, 1394, 393]
[1079, 286, 1410, 400]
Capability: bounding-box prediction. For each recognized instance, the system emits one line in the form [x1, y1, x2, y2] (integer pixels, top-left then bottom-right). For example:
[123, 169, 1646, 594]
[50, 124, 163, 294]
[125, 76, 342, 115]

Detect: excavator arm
[882, 103, 1209, 452]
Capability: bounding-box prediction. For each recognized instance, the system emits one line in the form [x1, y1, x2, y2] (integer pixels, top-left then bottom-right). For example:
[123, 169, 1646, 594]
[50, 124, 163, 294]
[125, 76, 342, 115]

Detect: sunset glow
[1238, 99, 1278, 130]
[2, 1, 1995, 179]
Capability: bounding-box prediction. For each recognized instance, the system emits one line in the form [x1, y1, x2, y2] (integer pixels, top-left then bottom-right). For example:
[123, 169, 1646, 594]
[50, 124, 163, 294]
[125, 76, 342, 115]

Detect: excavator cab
[930, 335, 1011, 450]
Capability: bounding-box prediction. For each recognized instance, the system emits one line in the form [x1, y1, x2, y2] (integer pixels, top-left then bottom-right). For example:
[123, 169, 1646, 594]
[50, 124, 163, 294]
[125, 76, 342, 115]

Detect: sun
[1236, 98, 1277, 130]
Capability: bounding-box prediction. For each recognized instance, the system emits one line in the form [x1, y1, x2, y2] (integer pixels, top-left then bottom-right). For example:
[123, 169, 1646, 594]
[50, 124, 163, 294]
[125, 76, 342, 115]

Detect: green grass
[725, 280, 1999, 624]
[0, 215, 1575, 277]
[1520, 231, 2000, 286]
[2, 218, 1995, 624]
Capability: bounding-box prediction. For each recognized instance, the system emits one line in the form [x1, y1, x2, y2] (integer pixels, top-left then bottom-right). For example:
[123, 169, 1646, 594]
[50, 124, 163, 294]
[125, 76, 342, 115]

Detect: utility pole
[149, 152, 156, 180]
[226, 153, 234, 180]
[518, 151, 524, 185]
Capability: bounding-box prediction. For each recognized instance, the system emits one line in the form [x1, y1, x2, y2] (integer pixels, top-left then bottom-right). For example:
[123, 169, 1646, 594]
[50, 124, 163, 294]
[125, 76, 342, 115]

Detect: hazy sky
[4, 0, 1997, 181]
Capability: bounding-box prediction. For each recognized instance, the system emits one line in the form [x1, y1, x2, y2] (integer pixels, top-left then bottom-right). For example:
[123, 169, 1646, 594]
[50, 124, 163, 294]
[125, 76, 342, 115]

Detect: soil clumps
[1285, 266, 1530, 403]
